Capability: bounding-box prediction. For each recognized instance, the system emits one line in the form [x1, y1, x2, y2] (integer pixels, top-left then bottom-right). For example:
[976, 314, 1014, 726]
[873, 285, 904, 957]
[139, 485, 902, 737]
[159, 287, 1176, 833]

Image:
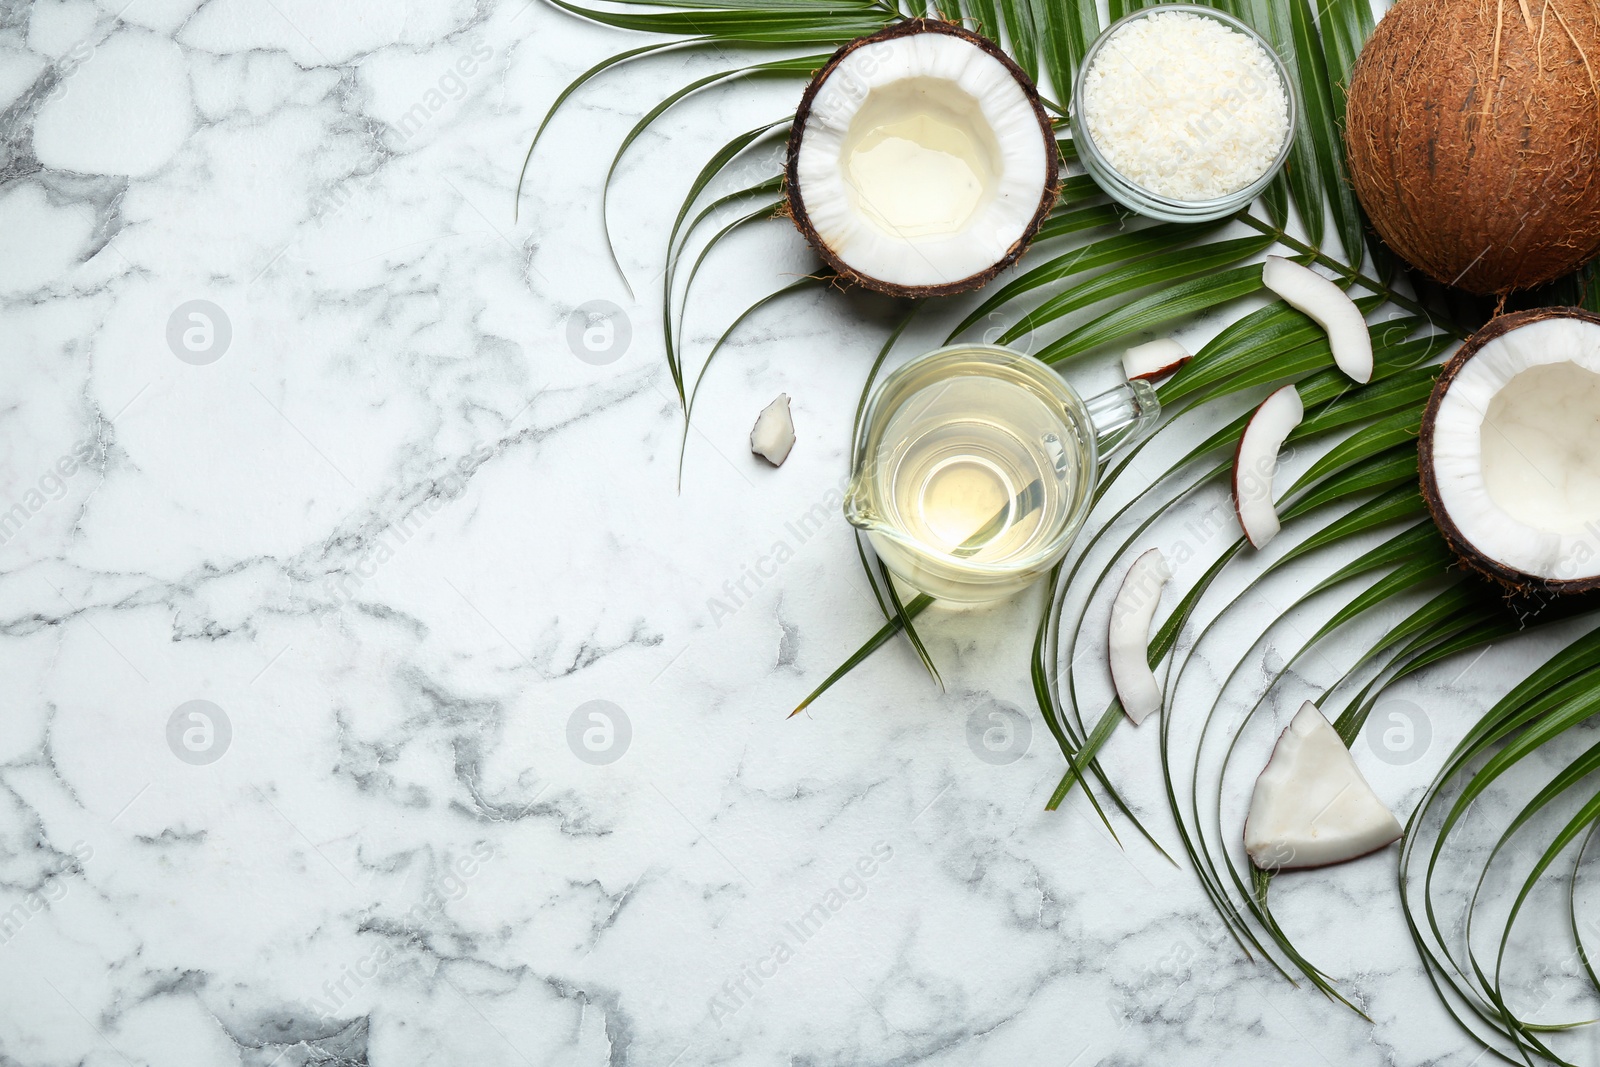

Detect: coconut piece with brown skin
[1233, 384, 1303, 549]
[785, 19, 1059, 298]
[1344, 0, 1600, 295]
[1420, 307, 1600, 594]
[1122, 338, 1192, 383]
[1109, 548, 1172, 725]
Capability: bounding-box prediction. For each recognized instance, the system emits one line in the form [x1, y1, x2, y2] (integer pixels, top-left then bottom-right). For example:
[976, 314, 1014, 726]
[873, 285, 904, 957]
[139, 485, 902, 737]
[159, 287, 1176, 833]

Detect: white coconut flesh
[794, 33, 1050, 289]
[1262, 256, 1373, 384]
[750, 393, 796, 467]
[1234, 384, 1303, 549]
[1430, 316, 1600, 581]
[1244, 701, 1403, 870]
[1109, 547, 1171, 725]
[1122, 338, 1192, 382]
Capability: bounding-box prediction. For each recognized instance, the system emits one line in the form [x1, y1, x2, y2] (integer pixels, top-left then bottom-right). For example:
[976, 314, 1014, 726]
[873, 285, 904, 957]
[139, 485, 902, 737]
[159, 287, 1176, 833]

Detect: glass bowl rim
[1069, 2, 1300, 214]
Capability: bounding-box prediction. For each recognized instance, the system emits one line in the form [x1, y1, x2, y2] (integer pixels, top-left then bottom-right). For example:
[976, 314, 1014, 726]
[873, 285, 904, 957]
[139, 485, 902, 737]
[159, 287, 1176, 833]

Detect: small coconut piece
[1244, 701, 1403, 870]
[1122, 339, 1193, 383]
[1233, 384, 1302, 549]
[750, 394, 795, 466]
[1262, 256, 1372, 384]
[785, 20, 1059, 297]
[1420, 307, 1600, 593]
[1109, 548, 1171, 724]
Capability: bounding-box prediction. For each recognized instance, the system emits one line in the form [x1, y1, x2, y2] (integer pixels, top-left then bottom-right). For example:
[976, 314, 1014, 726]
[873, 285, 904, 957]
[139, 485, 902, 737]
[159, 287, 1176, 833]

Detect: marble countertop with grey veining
[0, 0, 1553, 1063]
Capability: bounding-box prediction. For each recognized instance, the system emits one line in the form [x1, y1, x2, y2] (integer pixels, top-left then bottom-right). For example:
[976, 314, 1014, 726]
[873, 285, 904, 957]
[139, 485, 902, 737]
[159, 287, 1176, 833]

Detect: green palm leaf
[996, 0, 1038, 81]
[601, 56, 825, 293]
[662, 123, 791, 401]
[1039, 260, 1269, 364]
[962, 0, 999, 37]
[546, 0, 888, 37]
[948, 220, 1230, 342]
[1003, 235, 1276, 345]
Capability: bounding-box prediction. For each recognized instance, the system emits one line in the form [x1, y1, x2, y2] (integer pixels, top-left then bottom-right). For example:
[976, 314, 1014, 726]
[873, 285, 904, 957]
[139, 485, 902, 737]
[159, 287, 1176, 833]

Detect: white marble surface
[0, 1, 1563, 1063]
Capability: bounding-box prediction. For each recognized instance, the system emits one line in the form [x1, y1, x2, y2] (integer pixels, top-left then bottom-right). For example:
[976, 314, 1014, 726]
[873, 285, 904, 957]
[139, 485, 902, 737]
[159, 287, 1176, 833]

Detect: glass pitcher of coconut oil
[844, 344, 1159, 603]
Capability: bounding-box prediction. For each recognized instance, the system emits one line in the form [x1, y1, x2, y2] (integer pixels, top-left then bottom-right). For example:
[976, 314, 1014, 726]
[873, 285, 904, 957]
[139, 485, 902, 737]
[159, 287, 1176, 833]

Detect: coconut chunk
[1122, 338, 1193, 383]
[1263, 256, 1372, 384]
[1244, 701, 1403, 870]
[1109, 548, 1171, 724]
[750, 394, 795, 466]
[1233, 384, 1303, 549]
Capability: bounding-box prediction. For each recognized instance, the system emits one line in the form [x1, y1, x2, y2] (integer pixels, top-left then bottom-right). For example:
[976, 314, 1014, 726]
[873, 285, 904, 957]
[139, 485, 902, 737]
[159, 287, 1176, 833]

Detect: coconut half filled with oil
[786, 20, 1059, 297]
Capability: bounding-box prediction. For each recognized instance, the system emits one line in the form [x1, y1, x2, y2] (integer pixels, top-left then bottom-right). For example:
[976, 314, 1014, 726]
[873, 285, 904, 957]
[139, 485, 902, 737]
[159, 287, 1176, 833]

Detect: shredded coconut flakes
[1082, 11, 1290, 201]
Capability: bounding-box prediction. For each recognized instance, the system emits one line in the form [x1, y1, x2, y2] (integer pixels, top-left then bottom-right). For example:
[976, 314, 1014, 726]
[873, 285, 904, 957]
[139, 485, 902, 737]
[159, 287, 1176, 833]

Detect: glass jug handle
[1082, 379, 1160, 460]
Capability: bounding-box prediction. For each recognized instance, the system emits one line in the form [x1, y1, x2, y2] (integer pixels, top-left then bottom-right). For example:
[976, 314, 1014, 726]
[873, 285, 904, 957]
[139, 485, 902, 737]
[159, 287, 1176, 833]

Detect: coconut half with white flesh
[1244, 701, 1403, 871]
[1420, 307, 1600, 594]
[785, 20, 1059, 297]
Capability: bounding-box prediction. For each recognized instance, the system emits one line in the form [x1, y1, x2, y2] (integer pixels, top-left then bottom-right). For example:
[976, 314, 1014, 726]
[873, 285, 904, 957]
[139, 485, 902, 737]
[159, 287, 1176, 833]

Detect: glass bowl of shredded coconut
[1071, 4, 1296, 222]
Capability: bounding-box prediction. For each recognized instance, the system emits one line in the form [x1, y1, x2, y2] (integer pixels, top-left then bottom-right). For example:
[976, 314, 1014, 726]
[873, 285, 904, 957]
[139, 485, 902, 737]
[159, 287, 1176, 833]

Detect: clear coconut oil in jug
[845, 345, 1158, 602]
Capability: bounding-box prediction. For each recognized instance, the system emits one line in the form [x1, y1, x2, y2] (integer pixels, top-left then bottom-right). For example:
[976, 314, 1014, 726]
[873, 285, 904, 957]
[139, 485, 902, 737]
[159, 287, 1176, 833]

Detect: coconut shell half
[1420, 306, 1600, 595]
[784, 19, 1060, 298]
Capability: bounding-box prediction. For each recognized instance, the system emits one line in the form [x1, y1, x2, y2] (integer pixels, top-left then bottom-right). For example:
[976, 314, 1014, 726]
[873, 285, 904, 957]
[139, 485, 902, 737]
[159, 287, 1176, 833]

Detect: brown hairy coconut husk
[1345, 0, 1600, 295]
[784, 19, 1059, 298]
[1420, 306, 1600, 595]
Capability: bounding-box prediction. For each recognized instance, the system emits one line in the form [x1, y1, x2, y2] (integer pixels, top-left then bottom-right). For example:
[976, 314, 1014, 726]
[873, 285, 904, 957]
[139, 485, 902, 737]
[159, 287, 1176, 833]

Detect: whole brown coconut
[1344, 0, 1600, 295]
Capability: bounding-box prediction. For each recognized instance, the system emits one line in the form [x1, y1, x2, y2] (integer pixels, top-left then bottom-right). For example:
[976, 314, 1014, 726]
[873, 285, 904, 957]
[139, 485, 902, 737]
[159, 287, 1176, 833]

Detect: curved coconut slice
[1233, 384, 1302, 549]
[1122, 339, 1192, 383]
[1109, 548, 1171, 724]
[1420, 307, 1600, 592]
[1262, 256, 1372, 384]
[786, 20, 1058, 297]
[1244, 701, 1402, 870]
